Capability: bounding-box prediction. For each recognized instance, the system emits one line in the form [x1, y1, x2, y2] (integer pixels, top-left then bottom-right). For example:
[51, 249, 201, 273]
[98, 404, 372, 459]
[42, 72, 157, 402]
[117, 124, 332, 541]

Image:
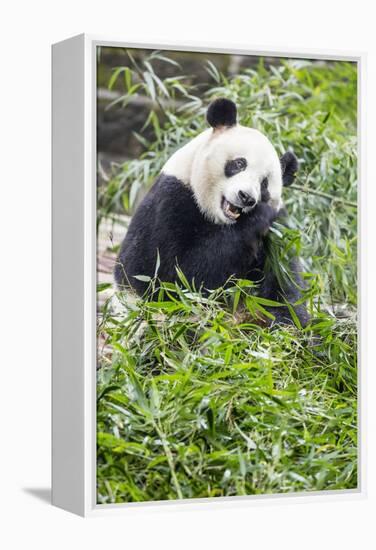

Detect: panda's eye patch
[261, 177, 268, 189]
[224, 157, 247, 177]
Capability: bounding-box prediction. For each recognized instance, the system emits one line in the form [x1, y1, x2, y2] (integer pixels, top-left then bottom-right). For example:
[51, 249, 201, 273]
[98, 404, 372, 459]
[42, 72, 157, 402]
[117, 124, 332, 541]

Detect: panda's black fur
[207, 97, 237, 128]
[114, 98, 309, 326]
[115, 173, 308, 326]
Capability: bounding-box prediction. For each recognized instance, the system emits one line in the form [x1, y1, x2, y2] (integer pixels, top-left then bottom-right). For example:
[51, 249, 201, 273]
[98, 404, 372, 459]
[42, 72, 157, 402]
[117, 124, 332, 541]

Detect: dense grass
[97, 54, 358, 504]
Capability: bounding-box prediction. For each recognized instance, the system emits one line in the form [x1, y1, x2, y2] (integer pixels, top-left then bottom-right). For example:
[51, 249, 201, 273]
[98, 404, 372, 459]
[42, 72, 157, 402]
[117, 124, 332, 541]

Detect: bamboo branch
[154, 420, 183, 499]
[288, 184, 357, 208]
[126, 51, 167, 117]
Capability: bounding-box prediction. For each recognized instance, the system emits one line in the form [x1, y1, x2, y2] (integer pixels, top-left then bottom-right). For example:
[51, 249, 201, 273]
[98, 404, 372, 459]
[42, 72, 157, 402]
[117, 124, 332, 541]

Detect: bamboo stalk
[154, 421, 183, 499]
[289, 184, 357, 208]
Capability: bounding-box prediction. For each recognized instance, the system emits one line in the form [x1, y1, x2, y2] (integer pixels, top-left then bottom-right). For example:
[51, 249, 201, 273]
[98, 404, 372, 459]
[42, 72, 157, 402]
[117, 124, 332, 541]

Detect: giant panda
[114, 98, 308, 326]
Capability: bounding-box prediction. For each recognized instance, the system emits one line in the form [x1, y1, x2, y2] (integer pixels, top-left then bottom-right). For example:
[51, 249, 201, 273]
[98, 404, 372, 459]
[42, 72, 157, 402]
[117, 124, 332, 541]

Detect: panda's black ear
[207, 98, 237, 129]
[280, 151, 298, 187]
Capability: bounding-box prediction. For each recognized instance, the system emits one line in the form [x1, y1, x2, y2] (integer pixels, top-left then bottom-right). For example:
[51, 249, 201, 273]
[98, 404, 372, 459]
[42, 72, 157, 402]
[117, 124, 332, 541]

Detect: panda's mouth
[221, 197, 243, 221]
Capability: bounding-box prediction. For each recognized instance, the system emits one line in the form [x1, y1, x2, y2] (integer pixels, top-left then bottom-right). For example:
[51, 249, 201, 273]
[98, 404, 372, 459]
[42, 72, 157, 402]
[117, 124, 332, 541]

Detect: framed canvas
[52, 34, 366, 517]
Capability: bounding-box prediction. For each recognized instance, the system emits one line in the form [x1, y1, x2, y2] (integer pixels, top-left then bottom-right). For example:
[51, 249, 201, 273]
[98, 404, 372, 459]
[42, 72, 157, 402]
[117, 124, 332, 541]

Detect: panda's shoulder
[152, 173, 205, 226]
[155, 173, 193, 201]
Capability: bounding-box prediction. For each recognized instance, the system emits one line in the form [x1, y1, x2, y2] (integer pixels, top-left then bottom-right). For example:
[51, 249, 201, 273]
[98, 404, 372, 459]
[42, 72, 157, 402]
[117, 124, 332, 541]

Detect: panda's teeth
[223, 199, 241, 220]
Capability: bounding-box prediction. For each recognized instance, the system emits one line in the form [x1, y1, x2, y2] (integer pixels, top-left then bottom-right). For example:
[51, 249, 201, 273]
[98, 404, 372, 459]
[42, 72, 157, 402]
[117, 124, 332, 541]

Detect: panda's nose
[238, 190, 256, 207]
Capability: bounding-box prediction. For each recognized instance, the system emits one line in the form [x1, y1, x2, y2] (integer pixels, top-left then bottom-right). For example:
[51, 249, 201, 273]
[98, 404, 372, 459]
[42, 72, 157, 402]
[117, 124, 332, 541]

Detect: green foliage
[97, 54, 358, 503]
[97, 280, 357, 503]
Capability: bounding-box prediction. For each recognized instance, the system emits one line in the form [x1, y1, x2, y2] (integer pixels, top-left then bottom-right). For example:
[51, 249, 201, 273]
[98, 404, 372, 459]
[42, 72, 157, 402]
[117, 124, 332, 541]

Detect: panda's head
[162, 98, 298, 225]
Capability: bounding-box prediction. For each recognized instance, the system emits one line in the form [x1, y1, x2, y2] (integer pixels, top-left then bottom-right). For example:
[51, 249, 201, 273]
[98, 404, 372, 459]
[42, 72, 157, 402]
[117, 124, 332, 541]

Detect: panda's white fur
[163, 124, 283, 225]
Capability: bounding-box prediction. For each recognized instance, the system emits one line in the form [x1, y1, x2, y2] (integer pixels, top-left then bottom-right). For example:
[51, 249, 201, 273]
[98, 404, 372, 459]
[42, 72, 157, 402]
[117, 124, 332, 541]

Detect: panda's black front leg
[258, 258, 309, 327]
[237, 203, 309, 327]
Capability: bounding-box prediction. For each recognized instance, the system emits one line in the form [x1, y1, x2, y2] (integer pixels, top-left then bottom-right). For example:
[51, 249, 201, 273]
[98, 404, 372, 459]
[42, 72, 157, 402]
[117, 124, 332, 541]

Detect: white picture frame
[52, 34, 366, 517]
